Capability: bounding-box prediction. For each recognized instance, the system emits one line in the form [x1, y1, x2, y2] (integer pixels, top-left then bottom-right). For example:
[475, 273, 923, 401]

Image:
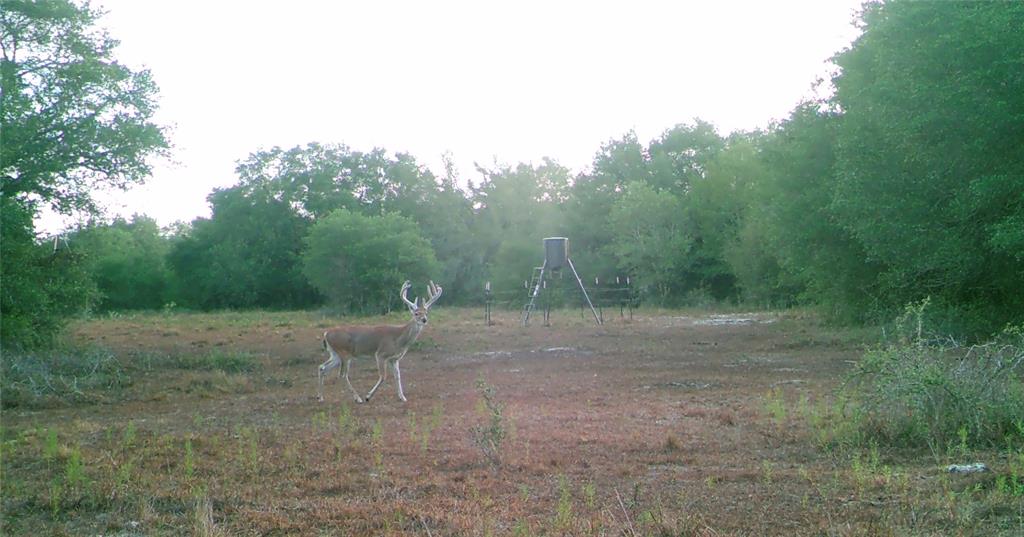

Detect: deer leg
[392, 349, 409, 402]
[365, 351, 388, 402]
[392, 359, 407, 403]
[317, 350, 342, 402]
[341, 355, 364, 404]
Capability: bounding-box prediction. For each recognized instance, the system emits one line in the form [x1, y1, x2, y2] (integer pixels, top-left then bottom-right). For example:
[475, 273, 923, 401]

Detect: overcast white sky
[43, 0, 865, 233]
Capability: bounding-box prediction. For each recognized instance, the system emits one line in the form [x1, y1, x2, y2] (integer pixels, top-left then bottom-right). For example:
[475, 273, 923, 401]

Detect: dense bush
[845, 301, 1024, 454]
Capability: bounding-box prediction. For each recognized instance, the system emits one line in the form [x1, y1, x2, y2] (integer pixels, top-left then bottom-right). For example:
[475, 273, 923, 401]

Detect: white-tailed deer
[317, 280, 442, 403]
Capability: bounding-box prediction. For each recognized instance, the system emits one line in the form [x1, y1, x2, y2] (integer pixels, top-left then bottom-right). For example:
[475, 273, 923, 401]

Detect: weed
[336, 402, 352, 434]
[235, 427, 259, 474]
[184, 438, 195, 480]
[761, 460, 774, 487]
[122, 422, 136, 450]
[553, 475, 574, 531]
[371, 419, 384, 469]
[582, 481, 597, 509]
[312, 410, 328, 430]
[64, 445, 87, 490]
[764, 387, 787, 425]
[43, 428, 59, 463]
[472, 377, 507, 467]
[704, 475, 717, 490]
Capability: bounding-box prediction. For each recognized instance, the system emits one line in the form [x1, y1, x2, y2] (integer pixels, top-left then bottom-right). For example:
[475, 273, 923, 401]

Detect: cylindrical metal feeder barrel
[543, 237, 568, 270]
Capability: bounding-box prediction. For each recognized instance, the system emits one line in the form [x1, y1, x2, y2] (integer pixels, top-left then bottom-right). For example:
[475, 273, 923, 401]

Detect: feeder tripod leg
[567, 258, 602, 325]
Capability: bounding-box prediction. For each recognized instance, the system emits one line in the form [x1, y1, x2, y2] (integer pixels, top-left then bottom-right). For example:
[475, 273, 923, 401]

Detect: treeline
[3, 1, 1023, 349]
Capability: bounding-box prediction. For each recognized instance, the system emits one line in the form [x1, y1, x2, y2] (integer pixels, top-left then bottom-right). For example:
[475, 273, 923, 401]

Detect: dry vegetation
[2, 308, 1022, 535]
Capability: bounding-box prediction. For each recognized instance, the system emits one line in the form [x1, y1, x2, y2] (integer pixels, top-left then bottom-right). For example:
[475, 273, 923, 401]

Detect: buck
[317, 280, 442, 403]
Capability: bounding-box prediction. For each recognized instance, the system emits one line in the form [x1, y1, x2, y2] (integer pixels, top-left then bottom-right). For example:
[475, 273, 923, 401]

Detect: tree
[647, 120, 725, 194]
[231, 144, 484, 303]
[302, 210, 440, 313]
[1, 197, 96, 348]
[167, 186, 318, 310]
[567, 132, 647, 258]
[69, 216, 172, 311]
[607, 182, 692, 303]
[1, 0, 169, 213]
[829, 0, 1024, 331]
[1, 0, 169, 348]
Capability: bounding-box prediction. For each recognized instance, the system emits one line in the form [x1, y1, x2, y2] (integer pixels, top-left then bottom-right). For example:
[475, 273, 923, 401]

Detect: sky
[42, 0, 865, 233]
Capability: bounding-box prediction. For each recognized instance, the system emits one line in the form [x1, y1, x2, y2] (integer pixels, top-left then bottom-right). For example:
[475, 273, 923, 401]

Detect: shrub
[472, 377, 507, 467]
[1, 347, 131, 408]
[844, 301, 1024, 454]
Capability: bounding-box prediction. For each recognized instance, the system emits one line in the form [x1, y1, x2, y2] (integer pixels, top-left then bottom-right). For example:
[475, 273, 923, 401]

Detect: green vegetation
[844, 301, 1024, 455]
[5, 1, 1022, 345]
[1, 0, 170, 349]
[472, 377, 509, 467]
[1, 347, 131, 408]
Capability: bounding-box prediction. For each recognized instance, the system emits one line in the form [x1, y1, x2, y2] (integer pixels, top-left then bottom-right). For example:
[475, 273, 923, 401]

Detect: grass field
[2, 307, 1021, 535]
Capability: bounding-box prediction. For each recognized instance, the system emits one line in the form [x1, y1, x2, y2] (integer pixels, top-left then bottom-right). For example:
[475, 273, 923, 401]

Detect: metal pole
[567, 258, 602, 325]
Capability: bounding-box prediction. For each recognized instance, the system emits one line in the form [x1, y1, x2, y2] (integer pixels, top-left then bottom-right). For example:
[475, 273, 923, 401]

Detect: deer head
[400, 280, 442, 326]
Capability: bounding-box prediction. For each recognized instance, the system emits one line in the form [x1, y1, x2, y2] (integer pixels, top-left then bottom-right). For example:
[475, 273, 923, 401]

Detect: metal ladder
[521, 262, 546, 326]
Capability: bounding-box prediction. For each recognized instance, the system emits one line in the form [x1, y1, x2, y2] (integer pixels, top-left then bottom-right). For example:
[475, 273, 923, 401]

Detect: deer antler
[423, 280, 443, 309]
[400, 280, 417, 311]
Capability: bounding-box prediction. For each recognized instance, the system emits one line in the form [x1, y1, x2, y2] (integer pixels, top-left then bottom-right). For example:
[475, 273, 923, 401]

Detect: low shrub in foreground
[1, 347, 131, 408]
[844, 301, 1024, 454]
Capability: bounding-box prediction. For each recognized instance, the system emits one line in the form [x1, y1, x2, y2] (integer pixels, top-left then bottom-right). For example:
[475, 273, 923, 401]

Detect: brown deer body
[317, 281, 441, 403]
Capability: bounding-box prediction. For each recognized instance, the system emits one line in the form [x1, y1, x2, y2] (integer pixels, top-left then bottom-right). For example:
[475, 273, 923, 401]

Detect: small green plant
[553, 475, 574, 531]
[582, 481, 597, 509]
[337, 402, 352, 434]
[370, 419, 384, 469]
[115, 459, 134, 492]
[761, 460, 774, 487]
[64, 445, 87, 490]
[236, 427, 259, 474]
[312, 410, 328, 430]
[472, 377, 507, 467]
[184, 438, 195, 480]
[519, 484, 531, 502]
[371, 418, 383, 444]
[49, 477, 62, 517]
[43, 428, 59, 463]
[122, 422, 136, 450]
[764, 387, 787, 425]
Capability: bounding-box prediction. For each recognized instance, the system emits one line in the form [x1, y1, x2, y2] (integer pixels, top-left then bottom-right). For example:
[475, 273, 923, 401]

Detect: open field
[2, 308, 1021, 535]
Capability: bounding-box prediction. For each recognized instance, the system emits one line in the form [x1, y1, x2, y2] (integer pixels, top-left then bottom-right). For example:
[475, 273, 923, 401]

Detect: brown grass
[1, 307, 1020, 535]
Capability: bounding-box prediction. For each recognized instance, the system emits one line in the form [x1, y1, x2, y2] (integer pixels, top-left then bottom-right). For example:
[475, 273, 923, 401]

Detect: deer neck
[397, 318, 424, 347]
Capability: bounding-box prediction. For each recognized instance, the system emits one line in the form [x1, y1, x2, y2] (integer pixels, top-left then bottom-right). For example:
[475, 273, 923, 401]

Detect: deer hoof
[354, 396, 366, 404]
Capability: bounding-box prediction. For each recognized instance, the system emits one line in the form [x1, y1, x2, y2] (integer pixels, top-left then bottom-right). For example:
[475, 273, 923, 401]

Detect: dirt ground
[3, 307, 1013, 535]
